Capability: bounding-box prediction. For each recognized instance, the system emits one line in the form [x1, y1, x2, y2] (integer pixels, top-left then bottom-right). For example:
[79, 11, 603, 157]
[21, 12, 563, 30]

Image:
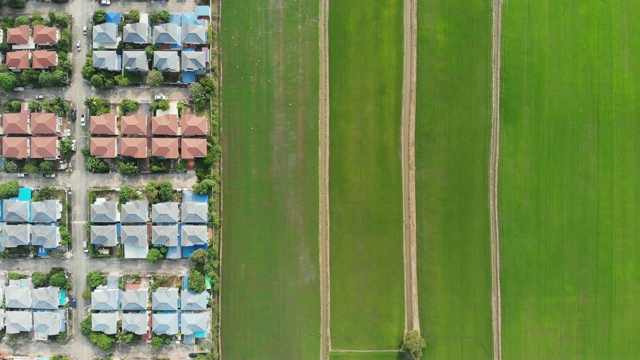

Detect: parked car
[71, 298, 76, 308]
[76, 41, 81, 51]
[18, 173, 29, 178]
[71, 140, 77, 151]
[35, 95, 44, 100]
[80, 114, 86, 126]
[82, 26, 87, 35]
[65, 128, 71, 137]
[154, 95, 166, 100]
[13, 87, 24, 92]
[83, 240, 88, 252]
[100, 0, 110, 5]
[44, 174, 56, 178]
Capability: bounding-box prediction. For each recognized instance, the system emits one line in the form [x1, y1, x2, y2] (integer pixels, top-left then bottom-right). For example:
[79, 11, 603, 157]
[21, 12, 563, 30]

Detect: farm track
[319, 0, 331, 357]
[401, 0, 419, 333]
[489, 0, 504, 359]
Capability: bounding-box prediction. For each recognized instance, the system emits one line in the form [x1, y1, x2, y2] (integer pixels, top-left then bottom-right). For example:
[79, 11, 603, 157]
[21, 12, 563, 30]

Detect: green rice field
[330, 352, 403, 360]
[415, 0, 494, 359]
[500, 1, 640, 358]
[328, 0, 405, 350]
[220, 0, 320, 358]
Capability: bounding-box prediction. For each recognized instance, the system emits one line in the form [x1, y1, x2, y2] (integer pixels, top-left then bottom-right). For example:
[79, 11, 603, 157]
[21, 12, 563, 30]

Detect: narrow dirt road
[401, 0, 419, 333]
[318, 0, 331, 358]
[489, 0, 504, 359]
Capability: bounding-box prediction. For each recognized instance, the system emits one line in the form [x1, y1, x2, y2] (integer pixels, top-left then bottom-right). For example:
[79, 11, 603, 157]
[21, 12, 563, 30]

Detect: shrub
[188, 270, 206, 293]
[86, 271, 107, 289]
[147, 248, 164, 263]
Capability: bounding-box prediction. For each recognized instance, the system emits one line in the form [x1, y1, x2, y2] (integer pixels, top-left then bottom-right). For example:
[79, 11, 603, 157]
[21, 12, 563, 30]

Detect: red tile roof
[30, 137, 58, 159]
[180, 138, 207, 159]
[5, 51, 30, 69]
[151, 138, 179, 159]
[2, 112, 29, 134]
[90, 114, 118, 135]
[6, 25, 30, 44]
[32, 50, 58, 69]
[33, 25, 58, 44]
[152, 114, 179, 136]
[2, 137, 29, 159]
[180, 114, 208, 136]
[90, 137, 117, 158]
[30, 112, 58, 134]
[119, 137, 147, 158]
[120, 114, 147, 136]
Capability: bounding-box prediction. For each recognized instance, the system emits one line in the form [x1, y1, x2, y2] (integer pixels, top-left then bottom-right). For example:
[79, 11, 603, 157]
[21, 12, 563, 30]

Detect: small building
[93, 23, 118, 49]
[93, 50, 122, 71]
[123, 23, 150, 44]
[3, 200, 30, 223]
[180, 312, 207, 337]
[151, 114, 179, 135]
[91, 225, 118, 247]
[153, 51, 180, 72]
[121, 201, 149, 224]
[180, 290, 209, 311]
[121, 311, 149, 335]
[121, 289, 148, 311]
[151, 138, 180, 159]
[153, 23, 180, 46]
[122, 50, 148, 72]
[180, 225, 208, 247]
[5, 286, 32, 309]
[1, 224, 30, 248]
[120, 114, 148, 135]
[30, 137, 59, 159]
[91, 289, 120, 311]
[181, 202, 207, 224]
[91, 201, 118, 223]
[151, 202, 179, 223]
[33, 25, 59, 45]
[6, 25, 31, 45]
[32, 50, 58, 69]
[31, 200, 59, 223]
[151, 225, 179, 247]
[5, 51, 30, 70]
[90, 137, 118, 159]
[181, 24, 206, 45]
[31, 112, 59, 135]
[33, 310, 64, 340]
[5, 311, 32, 334]
[91, 312, 118, 334]
[119, 137, 148, 159]
[181, 114, 208, 136]
[181, 138, 207, 160]
[151, 288, 179, 311]
[90, 114, 118, 135]
[32, 287, 60, 310]
[2, 111, 29, 134]
[30, 224, 60, 249]
[181, 51, 206, 71]
[121, 225, 148, 259]
[2, 137, 29, 158]
[152, 312, 178, 335]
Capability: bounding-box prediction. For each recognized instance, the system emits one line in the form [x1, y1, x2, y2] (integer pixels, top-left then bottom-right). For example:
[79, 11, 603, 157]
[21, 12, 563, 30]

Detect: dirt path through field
[401, 0, 419, 333]
[489, 0, 504, 359]
[319, 0, 331, 358]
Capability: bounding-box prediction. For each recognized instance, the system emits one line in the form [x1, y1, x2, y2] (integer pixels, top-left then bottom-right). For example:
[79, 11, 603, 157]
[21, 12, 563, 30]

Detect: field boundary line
[489, 0, 504, 359]
[331, 349, 401, 353]
[318, 0, 331, 357]
[401, 0, 419, 333]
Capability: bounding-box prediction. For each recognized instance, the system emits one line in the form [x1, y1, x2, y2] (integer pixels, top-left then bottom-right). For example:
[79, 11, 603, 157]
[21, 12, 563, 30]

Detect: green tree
[199, 76, 216, 95]
[89, 332, 116, 351]
[82, 290, 92, 300]
[0, 181, 20, 199]
[127, 9, 140, 22]
[60, 227, 70, 245]
[32, 272, 48, 287]
[0, 72, 18, 91]
[114, 75, 130, 86]
[23, 163, 38, 174]
[86, 156, 110, 173]
[14, 16, 29, 26]
[402, 331, 426, 360]
[146, 248, 164, 263]
[119, 99, 139, 114]
[117, 330, 135, 343]
[0, 43, 11, 55]
[84, 97, 110, 116]
[59, 139, 72, 160]
[28, 101, 41, 112]
[86, 271, 106, 289]
[90, 74, 104, 89]
[80, 316, 92, 336]
[93, 10, 107, 24]
[146, 70, 163, 87]
[4, 101, 21, 113]
[119, 184, 135, 203]
[39, 161, 56, 175]
[49, 272, 68, 289]
[4, 161, 17, 173]
[192, 179, 216, 195]
[150, 99, 170, 112]
[188, 270, 206, 293]
[189, 249, 209, 268]
[149, 10, 169, 24]
[5, 0, 26, 9]
[118, 161, 139, 176]
[151, 335, 166, 349]
[189, 83, 207, 107]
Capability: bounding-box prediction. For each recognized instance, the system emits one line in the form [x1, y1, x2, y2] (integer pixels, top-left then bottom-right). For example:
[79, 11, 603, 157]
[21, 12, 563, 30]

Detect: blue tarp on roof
[181, 13, 197, 25]
[195, 6, 210, 18]
[169, 14, 181, 25]
[18, 188, 32, 201]
[181, 71, 196, 84]
[106, 12, 121, 24]
[182, 190, 208, 203]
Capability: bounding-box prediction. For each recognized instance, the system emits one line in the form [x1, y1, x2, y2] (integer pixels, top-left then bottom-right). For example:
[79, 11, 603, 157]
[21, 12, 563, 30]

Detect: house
[120, 114, 147, 135]
[180, 225, 208, 246]
[121, 225, 148, 259]
[1, 224, 30, 248]
[31, 112, 59, 134]
[152, 202, 179, 223]
[119, 137, 148, 158]
[5, 286, 32, 309]
[91, 225, 118, 247]
[5, 311, 32, 334]
[151, 138, 180, 159]
[181, 202, 207, 224]
[93, 23, 118, 49]
[121, 201, 148, 224]
[181, 114, 208, 136]
[5, 51, 30, 70]
[30, 225, 60, 249]
[32, 50, 58, 69]
[91, 289, 120, 311]
[181, 291, 209, 311]
[31, 200, 59, 223]
[4, 200, 30, 223]
[121, 312, 149, 335]
[122, 50, 148, 72]
[180, 312, 207, 336]
[151, 225, 179, 247]
[152, 313, 178, 335]
[33, 25, 59, 45]
[93, 50, 122, 71]
[30, 137, 59, 159]
[2, 137, 29, 158]
[91, 200, 118, 223]
[2, 112, 29, 134]
[123, 23, 149, 44]
[7, 25, 33, 49]
[91, 312, 117, 334]
[153, 23, 180, 45]
[181, 24, 206, 45]
[33, 310, 64, 340]
[90, 137, 118, 158]
[181, 51, 206, 71]
[90, 114, 118, 135]
[153, 51, 180, 72]
[121, 289, 148, 311]
[151, 114, 179, 135]
[32, 287, 60, 310]
[151, 288, 179, 311]
[180, 138, 207, 159]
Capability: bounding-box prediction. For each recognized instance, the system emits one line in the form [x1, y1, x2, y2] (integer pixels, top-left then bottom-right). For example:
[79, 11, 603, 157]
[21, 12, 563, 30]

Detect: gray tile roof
[2, 223, 30, 248]
[30, 225, 59, 248]
[32, 287, 59, 310]
[121, 289, 147, 311]
[122, 50, 148, 71]
[181, 51, 206, 71]
[122, 311, 148, 335]
[121, 201, 148, 223]
[152, 312, 178, 335]
[121, 225, 147, 246]
[93, 23, 118, 45]
[181, 24, 206, 44]
[180, 225, 208, 246]
[180, 312, 207, 335]
[5, 311, 32, 334]
[91, 225, 118, 247]
[93, 51, 121, 71]
[5, 286, 32, 309]
[33, 310, 62, 337]
[92, 312, 117, 334]
[153, 51, 180, 72]
[181, 290, 209, 311]
[3, 200, 30, 223]
[151, 288, 178, 311]
[153, 23, 180, 44]
[181, 202, 207, 224]
[123, 22, 149, 43]
[151, 202, 179, 223]
[91, 201, 118, 223]
[91, 289, 119, 311]
[151, 225, 178, 247]
[31, 200, 58, 223]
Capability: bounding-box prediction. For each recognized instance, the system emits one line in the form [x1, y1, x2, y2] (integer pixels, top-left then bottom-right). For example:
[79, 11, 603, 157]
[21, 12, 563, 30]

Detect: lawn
[329, 0, 404, 351]
[330, 352, 403, 360]
[220, 0, 320, 358]
[500, 1, 640, 358]
[415, 0, 494, 359]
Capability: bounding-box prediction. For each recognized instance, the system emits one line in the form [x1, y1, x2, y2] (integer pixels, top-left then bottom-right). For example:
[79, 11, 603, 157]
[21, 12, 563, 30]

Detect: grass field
[330, 352, 403, 360]
[220, 0, 320, 358]
[500, 1, 640, 358]
[328, 0, 405, 350]
[415, 0, 494, 359]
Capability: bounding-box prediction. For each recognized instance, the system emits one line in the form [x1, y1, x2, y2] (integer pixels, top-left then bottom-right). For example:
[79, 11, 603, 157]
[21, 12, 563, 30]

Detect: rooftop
[90, 137, 118, 158]
[151, 138, 180, 159]
[90, 113, 118, 135]
[119, 137, 148, 158]
[30, 136, 58, 159]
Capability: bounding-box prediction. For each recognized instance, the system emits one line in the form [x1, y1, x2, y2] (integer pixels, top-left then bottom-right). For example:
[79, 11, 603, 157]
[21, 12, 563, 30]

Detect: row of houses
[0, 310, 66, 339]
[0, 199, 61, 224]
[92, 311, 206, 341]
[3, 50, 58, 71]
[90, 113, 208, 136]
[92, 199, 206, 224]
[93, 49, 207, 73]
[1, 137, 59, 159]
[91, 287, 207, 312]
[90, 137, 206, 160]
[1, 25, 60, 49]
[2, 106, 62, 135]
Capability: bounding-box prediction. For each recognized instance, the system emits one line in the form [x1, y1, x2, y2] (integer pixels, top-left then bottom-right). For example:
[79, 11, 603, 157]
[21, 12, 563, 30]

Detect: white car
[80, 114, 86, 127]
[71, 140, 77, 151]
[82, 26, 87, 35]
[76, 41, 81, 51]
[65, 128, 71, 137]
[35, 95, 44, 100]
[154, 95, 166, 100]
[100, 0, 110, 5]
